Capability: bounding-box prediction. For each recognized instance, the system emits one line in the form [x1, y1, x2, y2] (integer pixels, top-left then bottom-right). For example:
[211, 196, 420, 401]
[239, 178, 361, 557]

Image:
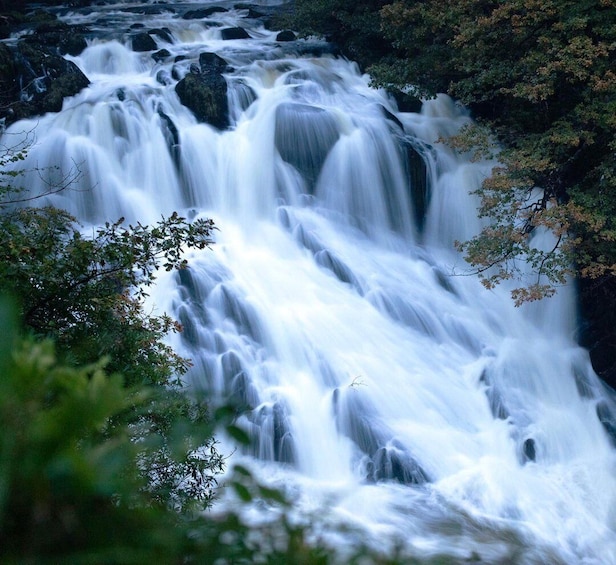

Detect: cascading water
[3, 1, 616, 562]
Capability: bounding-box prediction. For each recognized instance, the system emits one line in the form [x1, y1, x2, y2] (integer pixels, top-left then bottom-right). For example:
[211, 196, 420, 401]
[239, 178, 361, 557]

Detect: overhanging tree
[374, 0, 616, 302]
[0, 135, 225, 514]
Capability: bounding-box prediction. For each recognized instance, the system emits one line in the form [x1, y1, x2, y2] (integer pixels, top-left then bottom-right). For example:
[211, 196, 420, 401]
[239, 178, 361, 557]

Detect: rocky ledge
[0, 9, 90, 127]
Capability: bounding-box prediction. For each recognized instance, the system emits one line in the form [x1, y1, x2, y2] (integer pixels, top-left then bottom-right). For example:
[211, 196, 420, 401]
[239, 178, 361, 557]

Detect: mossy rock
[175, 68, 228, 129]
[132, 32, 157, 52]
[2, 42, 90, 123]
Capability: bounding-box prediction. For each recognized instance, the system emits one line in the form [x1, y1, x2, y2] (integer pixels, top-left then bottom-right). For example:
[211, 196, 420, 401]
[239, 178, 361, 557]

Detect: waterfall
[3, 1, 616, 562]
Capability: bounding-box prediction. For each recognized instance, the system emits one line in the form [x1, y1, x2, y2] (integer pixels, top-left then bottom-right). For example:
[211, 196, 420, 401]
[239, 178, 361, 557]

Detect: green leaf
[226, 425, 250, 445]
[231, 481, 253, 502]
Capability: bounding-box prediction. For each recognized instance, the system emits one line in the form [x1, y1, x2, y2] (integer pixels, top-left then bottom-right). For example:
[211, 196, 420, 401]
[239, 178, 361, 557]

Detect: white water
[4, 1, 616, 562]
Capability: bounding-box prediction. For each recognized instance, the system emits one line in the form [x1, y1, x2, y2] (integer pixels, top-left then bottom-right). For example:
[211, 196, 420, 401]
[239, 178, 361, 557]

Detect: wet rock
[149, 27, 173, 44]
[183, 7, 228, 20]
[253, 402, 296, 464]
[480, 369, 510, 420]
[276, 30, 296, 42]
[522, 438, 536, 462]
[152, 48, 171, 63]
[228, 79, 257, 117]
[597, 400, 616, 446]
[177, 305, 200, 347]
[573, 360, 596, 398]
[391, 89, 423, 114]
[315, 249, 360, 289]
[221, 350, 244, 382]
[274, 102, 339, 190]
[221, 27, 250, 40]
[1, 41, 89, 125]
[579, 276, 616, 390]
[277, 40, 342, 59]
[294, 224, 323, 254]
[235, 3, 294, 30]
[199, 52, 228, 74]
[403, 139, 429, 231]
[216, 284, 262, 342]
[372, 444, 429, 484]
[272, 402, 296, 464]
[175, 52, 229, 129]
[157, 108, 180, 161]
[121, 5, 171, 15]
[131, 32, 157, 52]
[22, 20, 89, 56]
[380, 105, 404, 131]
[155, 69, 172, 85]
[334, 391, 382, 456]
[229, 372, 260, 411]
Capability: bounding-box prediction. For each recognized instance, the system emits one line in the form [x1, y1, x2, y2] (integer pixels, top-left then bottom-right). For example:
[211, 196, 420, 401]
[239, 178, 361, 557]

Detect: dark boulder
[276, 30, 296, 42]
[131, 32, 157, 52]
[392, 89, 423, 114]
[22, 20, 89, 56]
[372, 444, 429, 485]
[1, 41, 89, 125]
[404, 139, 429, 232]
[234, 3, 294, 30]
[274, 102, 339, 190]
[276, 40, 342, 60]
[221, 27, 250, 40]
[199, 52, 228, 74]
[148, 27, 173, 44]
[597, 399, 616, 446]
[182, 7, 228, 20]
[315, 249, 361, 289]
[174, 52, 229, 129]
[152, 49, 171, 63]
[522, 438, 536, 462]
[155, 69, 172, 85]
[121, 5, 171, 15]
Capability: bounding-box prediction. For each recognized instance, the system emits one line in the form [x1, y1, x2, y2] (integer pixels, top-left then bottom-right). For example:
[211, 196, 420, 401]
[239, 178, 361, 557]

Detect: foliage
[0, 206, 215, 384]
[378, 0, 616, 303]
[0, 308, 205, 562]
[0, 136, 226, 517]
[281, 0, 393, 68]
[0, 311, 324, 563]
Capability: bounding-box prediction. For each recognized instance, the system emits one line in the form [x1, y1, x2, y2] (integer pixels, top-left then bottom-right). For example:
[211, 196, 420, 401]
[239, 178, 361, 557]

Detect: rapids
[3, 1, 616, 562]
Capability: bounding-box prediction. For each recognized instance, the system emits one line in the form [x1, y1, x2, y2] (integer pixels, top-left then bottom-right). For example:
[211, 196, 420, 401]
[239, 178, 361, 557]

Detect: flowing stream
[4, 1, 616, 562]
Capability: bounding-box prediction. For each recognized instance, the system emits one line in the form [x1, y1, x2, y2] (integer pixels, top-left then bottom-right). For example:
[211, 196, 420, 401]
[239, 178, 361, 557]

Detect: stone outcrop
[275, 30, 296, 42]
[0, 10, 91, 127]
[174, 53, 229, 129]
[220, 27, 250, 40]
[131, 32, 157, 52]
[1, 41, 89, 126]
[182, 6, 228, 20]
[23, 19, 88, 56]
